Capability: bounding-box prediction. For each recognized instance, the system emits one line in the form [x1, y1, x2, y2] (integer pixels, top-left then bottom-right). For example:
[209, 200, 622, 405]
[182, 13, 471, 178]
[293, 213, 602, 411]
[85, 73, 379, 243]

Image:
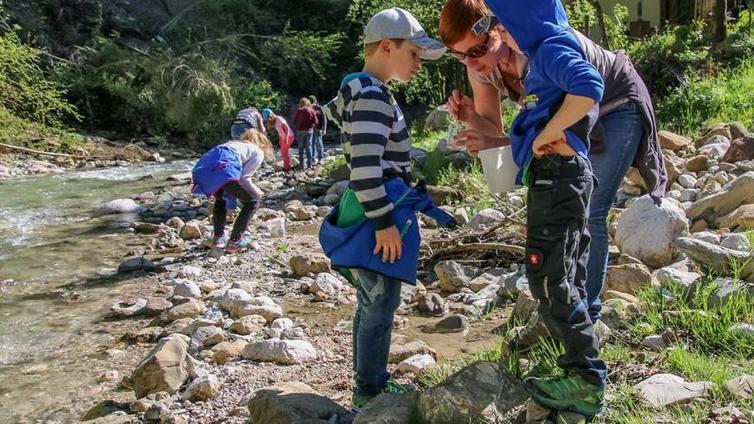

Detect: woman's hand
[453, 129, 508, 156]
[447, 89, 477, 124]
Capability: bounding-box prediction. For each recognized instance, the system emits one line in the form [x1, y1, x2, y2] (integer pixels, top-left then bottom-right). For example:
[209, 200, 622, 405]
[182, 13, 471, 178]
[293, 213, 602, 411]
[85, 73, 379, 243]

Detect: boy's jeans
[586, 102, 643, 322]
[312, 129, 325, 163]
[525, 154, 607, 387]
[352, 269, 402, 396]
[296, 130, 314, 169]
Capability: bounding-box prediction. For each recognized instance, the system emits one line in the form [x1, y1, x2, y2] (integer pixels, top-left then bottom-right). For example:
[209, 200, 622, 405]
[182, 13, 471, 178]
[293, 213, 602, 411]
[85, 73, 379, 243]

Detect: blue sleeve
[538, 41, 604, 103]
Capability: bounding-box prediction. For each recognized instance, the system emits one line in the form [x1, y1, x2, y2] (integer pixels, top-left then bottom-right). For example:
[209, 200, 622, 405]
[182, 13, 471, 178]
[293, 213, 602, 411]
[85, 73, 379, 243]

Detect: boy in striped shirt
[323, 7, 446, 412]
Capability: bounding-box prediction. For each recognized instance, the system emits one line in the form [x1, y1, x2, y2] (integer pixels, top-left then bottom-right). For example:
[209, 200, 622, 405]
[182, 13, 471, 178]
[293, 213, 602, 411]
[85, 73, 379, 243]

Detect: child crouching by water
[192, 129, 273, 253]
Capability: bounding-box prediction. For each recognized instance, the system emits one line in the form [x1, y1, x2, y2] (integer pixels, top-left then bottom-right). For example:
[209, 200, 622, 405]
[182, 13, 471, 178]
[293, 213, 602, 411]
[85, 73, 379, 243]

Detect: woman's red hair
[439, 0, 492, 45]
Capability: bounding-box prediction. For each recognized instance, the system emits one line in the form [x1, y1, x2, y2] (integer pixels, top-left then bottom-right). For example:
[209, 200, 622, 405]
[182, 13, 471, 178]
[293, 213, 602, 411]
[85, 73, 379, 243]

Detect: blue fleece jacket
[485, 0, 604, 184]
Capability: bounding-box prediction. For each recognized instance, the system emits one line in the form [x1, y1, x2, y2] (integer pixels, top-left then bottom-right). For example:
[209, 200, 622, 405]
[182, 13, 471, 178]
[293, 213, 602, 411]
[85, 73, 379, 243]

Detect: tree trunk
[587, 0, 610, 49]
[714, 0, 728, 42]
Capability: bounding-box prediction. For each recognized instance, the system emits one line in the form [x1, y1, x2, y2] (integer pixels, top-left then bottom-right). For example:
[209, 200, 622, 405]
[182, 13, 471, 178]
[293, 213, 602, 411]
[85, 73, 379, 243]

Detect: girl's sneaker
[226, 235, 253, 253]
[208, 235, 228, 258]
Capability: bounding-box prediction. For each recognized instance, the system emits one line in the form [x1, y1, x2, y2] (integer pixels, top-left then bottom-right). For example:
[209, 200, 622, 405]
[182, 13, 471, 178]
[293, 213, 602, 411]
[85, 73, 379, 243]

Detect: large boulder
[676, 237, 750, 275]
[354, 392, 417, 424]
[614, 196, 688, 268]
[687, 172, 754, 224]
[417, 362, 525, 423]
[242, 339, 317, 365]
[131, 334, 189, 398]
[248, 382, 347, 423]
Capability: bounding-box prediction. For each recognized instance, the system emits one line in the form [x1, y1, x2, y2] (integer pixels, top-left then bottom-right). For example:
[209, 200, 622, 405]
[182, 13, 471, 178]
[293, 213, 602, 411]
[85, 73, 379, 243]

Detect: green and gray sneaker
[351, 380, 416, 412]
[525, 374, 604, 416]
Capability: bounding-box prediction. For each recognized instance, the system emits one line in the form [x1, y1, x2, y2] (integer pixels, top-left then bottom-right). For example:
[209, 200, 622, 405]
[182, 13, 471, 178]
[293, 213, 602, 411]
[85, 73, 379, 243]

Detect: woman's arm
[469, 76, 504, 136]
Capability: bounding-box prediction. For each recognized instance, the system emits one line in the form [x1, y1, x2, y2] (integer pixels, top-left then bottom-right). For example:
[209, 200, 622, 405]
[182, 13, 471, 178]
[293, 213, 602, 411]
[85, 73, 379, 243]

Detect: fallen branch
[429, 242, 524, 260]
[0, 142, 113, 160]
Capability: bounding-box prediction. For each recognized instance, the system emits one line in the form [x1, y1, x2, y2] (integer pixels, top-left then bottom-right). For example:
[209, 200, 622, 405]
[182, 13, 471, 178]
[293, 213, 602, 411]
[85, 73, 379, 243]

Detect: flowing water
[0, 161, 192, 422]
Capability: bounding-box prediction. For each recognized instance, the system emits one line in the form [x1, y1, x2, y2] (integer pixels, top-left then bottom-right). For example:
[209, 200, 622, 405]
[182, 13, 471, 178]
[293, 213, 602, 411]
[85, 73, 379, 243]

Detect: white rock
[173, 280, 201, 299]
[652, 267, 700, 289]
[242, 339, 317, 364]
[310, 273, 343, 296]
[467, 208, 505, 231]
[634, 374, 712, 408]
[183, 374, 221, 401]
[172, 265, 203, 279]
[720, 233, 751, 252]
[678, 174, 697, 189]
[270, 318, 294, 332]
[691, 231, 721, 245]
[110, 299, 148, 317]
[614, 196, 689, 268]
[396, 354, 437, 375]
[98, 198, 140, 215]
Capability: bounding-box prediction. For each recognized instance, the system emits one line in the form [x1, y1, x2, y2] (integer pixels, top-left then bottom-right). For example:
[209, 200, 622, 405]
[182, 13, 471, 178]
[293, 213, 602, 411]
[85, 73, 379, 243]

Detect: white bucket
[478, 145, 519, 194]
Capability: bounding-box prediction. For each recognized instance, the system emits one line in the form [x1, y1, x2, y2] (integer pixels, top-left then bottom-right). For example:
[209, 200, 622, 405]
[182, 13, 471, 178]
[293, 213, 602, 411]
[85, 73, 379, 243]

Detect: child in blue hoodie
[319, 7, 450, 413]
[484, 0, 607, 416]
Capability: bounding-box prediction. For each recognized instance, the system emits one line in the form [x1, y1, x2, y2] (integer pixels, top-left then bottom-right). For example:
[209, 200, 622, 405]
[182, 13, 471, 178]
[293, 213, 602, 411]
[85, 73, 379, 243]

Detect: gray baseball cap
[363, 7, 446, 60]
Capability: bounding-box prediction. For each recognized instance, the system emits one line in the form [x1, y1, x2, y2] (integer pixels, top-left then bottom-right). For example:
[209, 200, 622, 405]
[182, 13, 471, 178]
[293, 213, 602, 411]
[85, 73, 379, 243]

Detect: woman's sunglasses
[446, 15, 499, 61]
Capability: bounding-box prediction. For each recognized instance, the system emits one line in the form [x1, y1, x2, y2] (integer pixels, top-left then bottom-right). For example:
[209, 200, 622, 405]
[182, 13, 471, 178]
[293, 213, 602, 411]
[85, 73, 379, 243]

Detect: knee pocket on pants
[526, 225, 573, 304]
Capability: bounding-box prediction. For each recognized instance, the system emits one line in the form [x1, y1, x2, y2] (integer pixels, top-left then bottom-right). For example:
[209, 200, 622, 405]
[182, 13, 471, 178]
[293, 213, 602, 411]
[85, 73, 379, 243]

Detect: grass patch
[630, 274, 754, 357]
[659, 58, 754, 136]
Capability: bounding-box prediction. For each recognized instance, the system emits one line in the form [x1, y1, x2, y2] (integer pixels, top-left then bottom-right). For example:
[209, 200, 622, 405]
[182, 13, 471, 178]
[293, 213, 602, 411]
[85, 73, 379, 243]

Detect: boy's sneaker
[524, 374, 605, 417]
[225, 235, 253, 253]
[350, 380, 416, 412]
[383, 380, 416, 394]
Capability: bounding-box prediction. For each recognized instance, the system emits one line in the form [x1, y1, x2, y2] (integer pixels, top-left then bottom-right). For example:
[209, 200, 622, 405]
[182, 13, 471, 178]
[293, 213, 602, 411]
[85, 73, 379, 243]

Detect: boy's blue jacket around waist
[191, 145, 241, 208]
[319, 179, 456, 284]
[485, 0, 604, 185]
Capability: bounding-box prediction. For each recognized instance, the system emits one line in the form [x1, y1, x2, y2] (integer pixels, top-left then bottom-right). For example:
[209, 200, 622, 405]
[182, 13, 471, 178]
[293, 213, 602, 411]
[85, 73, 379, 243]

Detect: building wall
[599, 0, 663, 28]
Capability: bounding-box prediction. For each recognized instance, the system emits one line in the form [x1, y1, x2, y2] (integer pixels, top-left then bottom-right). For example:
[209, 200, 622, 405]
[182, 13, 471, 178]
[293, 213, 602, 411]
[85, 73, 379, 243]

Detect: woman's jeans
[352, 269, 402, 396]
[586, 102, 643, 322]
[312, 130, 325, 163]
[296, 130, 314, 169]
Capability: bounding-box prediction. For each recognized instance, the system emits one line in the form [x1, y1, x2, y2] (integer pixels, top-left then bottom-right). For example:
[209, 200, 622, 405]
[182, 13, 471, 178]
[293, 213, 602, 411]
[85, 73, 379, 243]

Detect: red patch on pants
[529, 252, 542, 267]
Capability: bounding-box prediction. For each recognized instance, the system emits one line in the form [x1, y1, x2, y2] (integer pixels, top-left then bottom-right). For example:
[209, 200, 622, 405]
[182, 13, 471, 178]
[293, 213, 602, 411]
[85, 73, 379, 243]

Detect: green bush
[0, 31, 78, 127]
[659, 59, 754, 135]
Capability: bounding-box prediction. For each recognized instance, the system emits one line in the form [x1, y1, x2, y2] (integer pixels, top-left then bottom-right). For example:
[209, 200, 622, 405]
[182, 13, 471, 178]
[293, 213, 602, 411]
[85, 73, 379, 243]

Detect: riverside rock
[248, 382, 347, 424]
[132, 334, 189, 398]
[417, 362, 518, 423]
[242, 339, 317, 365]
[289, 254, 330, 276]
[183, 374, 221, 401]
[634, 373, 712, 408]
[98, 198, 140, 215]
